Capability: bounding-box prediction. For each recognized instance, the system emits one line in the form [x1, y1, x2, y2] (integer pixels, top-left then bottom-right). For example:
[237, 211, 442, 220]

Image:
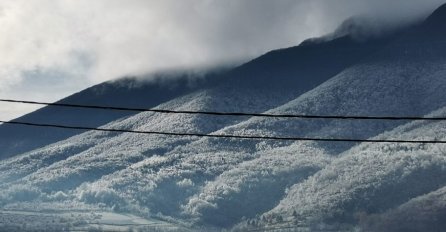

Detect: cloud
[0, 0, 309, 87]
[0, 0, 445, 120]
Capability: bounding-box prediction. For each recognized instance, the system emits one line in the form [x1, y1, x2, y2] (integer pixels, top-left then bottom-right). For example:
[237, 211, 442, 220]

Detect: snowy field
[0, 210, 185, 232]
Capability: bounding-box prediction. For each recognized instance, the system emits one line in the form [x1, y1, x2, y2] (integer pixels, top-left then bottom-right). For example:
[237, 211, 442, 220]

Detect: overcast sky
[0, 0, 445, 120]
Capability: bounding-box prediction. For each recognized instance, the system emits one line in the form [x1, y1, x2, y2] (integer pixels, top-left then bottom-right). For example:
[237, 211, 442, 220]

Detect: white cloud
[0, 0, 318, 87]
[0, 0, 444, 120]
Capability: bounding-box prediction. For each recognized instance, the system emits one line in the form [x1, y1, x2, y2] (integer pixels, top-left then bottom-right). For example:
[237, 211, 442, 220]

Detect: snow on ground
[0, 210, 185, 232]
[3, 56, 446, 230]
[264, 107, 446, 228]
[2, 7, 446, 231]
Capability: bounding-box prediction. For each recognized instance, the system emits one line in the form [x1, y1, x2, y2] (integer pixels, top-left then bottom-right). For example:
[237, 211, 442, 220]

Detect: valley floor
[0, 209, 185, 232]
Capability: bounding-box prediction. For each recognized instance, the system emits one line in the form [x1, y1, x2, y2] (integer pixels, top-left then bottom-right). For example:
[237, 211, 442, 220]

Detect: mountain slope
[0, 28, 397, 230]
[360, 176, 446, 231]
[2, 3, 446, 231]
[0, 27, 394, 160]
[179, 6, 446, 227]
[0, 73, 217, 159]
[263, 107, 446, 229]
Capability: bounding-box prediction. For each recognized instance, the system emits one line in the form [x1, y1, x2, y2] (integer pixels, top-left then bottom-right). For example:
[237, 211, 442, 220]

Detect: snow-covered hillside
[261, 107, 446, 230]
[2, 3, 446, 232]
[0, 24, 389, 161]
[181, 12, 446, 227]
[0, 73, 217, 160]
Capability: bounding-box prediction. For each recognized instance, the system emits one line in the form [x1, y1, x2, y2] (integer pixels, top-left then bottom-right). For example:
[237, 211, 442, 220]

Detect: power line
[1, 98, 445, 121]
[1, 120, 446, 144]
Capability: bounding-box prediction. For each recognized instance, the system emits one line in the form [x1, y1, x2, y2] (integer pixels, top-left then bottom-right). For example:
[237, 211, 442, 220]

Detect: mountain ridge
[0, 24, 395, 160]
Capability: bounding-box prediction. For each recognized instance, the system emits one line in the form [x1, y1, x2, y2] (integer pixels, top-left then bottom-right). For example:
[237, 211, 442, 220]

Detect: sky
[0, 0, 445, 121]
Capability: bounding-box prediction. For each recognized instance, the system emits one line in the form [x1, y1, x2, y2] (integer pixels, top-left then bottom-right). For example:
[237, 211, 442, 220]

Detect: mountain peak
[424, 3, 446, 28]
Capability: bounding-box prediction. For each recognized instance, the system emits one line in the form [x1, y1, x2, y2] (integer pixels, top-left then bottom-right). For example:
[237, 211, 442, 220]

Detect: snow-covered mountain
[0, 26, 389, 161]
[2, 3, 446, 232]
[0, 72, 216, 160]
[262, 108, 446, 230]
